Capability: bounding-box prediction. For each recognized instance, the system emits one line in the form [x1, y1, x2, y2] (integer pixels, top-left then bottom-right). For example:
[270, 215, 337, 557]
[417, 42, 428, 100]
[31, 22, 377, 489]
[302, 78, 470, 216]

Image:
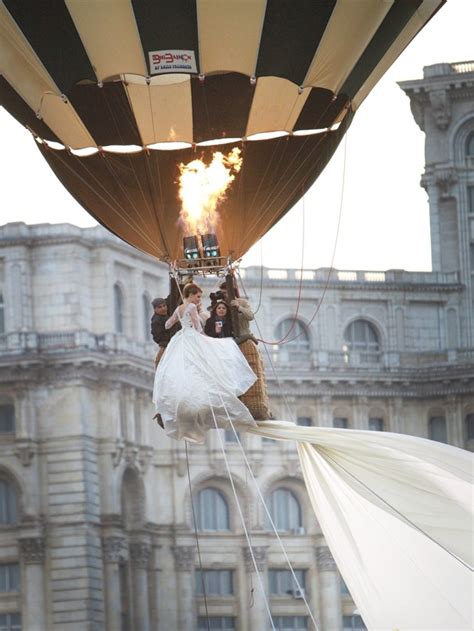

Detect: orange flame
[178, 147, 242, 235]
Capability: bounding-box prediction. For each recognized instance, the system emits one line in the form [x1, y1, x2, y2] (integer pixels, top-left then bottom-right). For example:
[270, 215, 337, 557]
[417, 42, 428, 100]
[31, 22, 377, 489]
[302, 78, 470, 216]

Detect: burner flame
[178, 147, 242, 235]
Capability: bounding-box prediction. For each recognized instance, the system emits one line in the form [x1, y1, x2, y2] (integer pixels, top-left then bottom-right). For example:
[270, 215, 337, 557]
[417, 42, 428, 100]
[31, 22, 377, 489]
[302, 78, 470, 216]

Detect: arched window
[0, 479, 18, 525]
[121, 468, 145, 530]
[268, 488, 302, 532]
[143, 293, 151, 340]
[114, 284, 124, 334]
[465, 131, 474, 157]
[196, 488, 229, 531]
[0, 404, 15, 434]
[274, 319, 310, 363]
[428, 416, 447, 443]
[344, 319, 380, 362]
[0, 294, 4, 335]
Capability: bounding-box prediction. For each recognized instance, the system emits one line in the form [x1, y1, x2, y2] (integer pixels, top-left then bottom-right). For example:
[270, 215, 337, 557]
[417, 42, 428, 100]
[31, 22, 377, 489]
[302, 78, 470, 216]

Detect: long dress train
[153, 303, 257, 443]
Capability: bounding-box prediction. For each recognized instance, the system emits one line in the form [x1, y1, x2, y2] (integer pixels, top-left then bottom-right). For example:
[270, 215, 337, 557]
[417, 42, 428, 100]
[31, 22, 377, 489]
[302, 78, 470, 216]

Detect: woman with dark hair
[204, 300, 233, 339]
[152, 283, 256, 443]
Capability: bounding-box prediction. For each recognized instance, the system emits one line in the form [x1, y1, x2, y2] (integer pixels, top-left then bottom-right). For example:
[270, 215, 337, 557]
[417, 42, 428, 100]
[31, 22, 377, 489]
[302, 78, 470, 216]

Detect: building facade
[0, 62, 473, 630]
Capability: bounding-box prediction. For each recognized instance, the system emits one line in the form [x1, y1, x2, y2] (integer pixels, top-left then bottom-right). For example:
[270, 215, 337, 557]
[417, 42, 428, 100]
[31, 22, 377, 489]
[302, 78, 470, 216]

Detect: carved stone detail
[408, 95, 426, 132]
[429, 89, 451, 129]
[172, 545, 195, 572]
[20, 537, 46, 564]
[15, 440, 35, 466]
[138, 447, 154, 473]
[434, 168, 458, 199]
[242, 545, 268, 572]
[316, 546, 336, 572]
[129, 542, 151, 569]
[111, 438, 124, 467]
[102, 536, 127, 563]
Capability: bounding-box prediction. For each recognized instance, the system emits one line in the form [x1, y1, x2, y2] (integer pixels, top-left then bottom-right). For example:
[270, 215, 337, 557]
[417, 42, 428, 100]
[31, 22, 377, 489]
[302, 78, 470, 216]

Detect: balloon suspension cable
[182, 344, 314, 625]
[207, 393, 277, 631]
[185, 442, 211, 630]
[214, 392, 320, 630]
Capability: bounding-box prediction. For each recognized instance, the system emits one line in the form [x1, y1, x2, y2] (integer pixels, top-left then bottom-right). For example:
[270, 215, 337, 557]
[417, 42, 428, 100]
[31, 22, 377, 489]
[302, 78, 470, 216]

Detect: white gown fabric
[247, 422, 473, 631]
[153, 302, 257, 444]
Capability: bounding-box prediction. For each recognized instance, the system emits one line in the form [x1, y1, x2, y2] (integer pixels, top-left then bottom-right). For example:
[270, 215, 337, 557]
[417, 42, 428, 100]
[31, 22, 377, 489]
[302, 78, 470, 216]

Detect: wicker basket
[238, 339, 271, 420]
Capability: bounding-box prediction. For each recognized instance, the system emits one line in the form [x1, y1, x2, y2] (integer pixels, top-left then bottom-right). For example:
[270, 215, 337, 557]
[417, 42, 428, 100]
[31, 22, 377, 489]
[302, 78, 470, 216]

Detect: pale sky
[1, 0, 472, 272]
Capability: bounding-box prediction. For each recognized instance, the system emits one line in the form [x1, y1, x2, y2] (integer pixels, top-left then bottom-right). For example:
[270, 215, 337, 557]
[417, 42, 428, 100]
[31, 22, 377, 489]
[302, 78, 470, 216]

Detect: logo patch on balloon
[149, 50, 197, 74]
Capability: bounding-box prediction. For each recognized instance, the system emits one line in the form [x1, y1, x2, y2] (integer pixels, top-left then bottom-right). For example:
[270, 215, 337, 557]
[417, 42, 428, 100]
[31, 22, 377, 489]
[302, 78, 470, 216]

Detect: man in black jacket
[151, 297, 170, 369]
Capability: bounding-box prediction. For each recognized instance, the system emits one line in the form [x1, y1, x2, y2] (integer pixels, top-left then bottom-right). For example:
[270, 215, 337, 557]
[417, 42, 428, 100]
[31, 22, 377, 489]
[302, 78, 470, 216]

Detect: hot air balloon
[0, 0, 446, 263]
[2, 5, 473, 631]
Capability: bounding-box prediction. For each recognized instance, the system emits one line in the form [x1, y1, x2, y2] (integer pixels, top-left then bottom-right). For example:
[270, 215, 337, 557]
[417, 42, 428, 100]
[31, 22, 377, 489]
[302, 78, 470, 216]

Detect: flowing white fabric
[153, 303, 257, 444]
[248, 422, 473, 631]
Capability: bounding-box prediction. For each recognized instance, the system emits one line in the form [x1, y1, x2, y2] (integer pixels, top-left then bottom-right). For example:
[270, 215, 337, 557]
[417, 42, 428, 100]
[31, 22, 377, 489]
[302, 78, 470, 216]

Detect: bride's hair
[183, 282, 202, 299]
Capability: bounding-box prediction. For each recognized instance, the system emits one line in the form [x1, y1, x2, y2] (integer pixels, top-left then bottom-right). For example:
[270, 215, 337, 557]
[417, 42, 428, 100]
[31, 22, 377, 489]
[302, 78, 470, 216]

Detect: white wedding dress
[152, 302, 257, 443]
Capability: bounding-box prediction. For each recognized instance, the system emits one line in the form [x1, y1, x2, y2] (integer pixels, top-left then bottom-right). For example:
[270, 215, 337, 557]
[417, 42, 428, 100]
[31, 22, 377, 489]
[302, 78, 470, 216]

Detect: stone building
[0, 62, 473, 631]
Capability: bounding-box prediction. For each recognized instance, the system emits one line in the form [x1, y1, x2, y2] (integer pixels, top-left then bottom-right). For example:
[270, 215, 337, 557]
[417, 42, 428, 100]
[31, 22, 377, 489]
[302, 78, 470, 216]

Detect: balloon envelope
[0, 0, 445, 260]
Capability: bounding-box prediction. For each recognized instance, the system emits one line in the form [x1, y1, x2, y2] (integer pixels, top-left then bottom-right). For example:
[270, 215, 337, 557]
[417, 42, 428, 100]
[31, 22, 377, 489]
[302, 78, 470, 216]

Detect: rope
[185, 443, 211, 630]
[251, 191, 306, 345]
[240, 129, 349, 348]
[251, 238, 264, 316]
[217, 394, 319, 630]
[207, 393, 276, 631]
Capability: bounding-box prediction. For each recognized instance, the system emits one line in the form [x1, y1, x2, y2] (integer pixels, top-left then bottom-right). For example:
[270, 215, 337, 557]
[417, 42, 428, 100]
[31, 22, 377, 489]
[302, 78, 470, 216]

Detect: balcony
[268, 348, 474, 372]
[241, 267, 460, 287]
[0, 330, 155, 361]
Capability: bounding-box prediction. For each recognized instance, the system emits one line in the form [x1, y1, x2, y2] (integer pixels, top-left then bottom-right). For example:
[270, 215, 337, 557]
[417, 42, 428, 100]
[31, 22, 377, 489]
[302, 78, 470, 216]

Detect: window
[143, 293, 150, 340]
[465, 414, 474, 441]
[465, 131, 474, 158]
[196, 489, 229, 531]
[269, 569, 305, 596]
[333, 417, 348, 429]
[268, 489, 302, 532]
[0, 613, 21, 631]
[468, 187, 474, 214]
[0, 480, 17, 525]
[343, 615, 367, 630]
[344, 320, 380, 362]
[297, 417, 312, 427]
[0, 564, 20, 592]
[428, 416, 447, 443]
[114, 283, 124, 334]
[197, 617, 235, 630]
[368, 417, 384, 431]
[224, 430, 238, 444]
[196, 569, 233, 596]
[274, 319, 310, 362]
[272, 616, 308, 630]
[0, 405, 15, 434]
[0, 294, 4, 335]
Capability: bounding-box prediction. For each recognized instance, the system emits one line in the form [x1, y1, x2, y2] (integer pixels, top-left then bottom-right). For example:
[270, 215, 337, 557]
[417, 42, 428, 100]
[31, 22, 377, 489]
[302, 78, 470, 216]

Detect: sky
[1, 0, 473, 272]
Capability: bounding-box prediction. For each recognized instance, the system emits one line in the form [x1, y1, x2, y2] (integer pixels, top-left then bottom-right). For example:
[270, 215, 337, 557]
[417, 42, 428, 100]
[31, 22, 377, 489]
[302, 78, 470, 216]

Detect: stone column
[19, 537, 46, 631]
[242, 546, 269, 631]
[102, 536, 127, 631]
[316, 546, 342, 631]
[149, 544, 162, 631]
[130, 541, 151, 631]
[354, 396, 368, 430]
[172, 545, 196, 630]
[318, 396, 333, 427]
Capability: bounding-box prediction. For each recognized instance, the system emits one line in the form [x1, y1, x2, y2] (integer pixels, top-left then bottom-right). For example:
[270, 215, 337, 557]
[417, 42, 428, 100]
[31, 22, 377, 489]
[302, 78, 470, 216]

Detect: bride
[152, 282, 257, 443]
